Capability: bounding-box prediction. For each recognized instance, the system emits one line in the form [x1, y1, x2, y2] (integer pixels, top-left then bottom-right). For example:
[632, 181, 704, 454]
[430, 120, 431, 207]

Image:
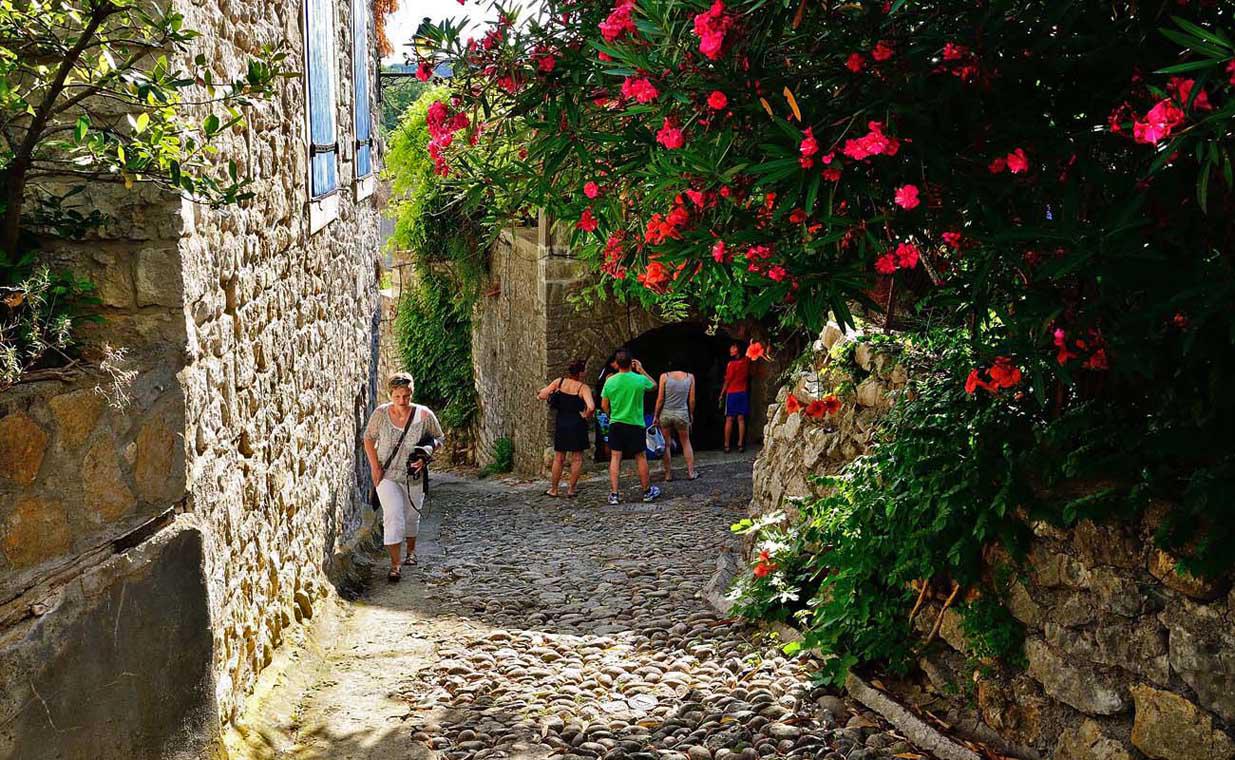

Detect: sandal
[565, 490, 579, 498]
[402, 553, 417, 566]
[387, 569, 401, 583]
[688, 472, 701, 480]
[544, 489, 561, 498]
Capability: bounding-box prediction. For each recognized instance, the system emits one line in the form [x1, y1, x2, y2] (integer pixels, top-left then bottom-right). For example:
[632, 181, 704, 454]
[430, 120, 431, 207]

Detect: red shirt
[724, 358, 750, 394]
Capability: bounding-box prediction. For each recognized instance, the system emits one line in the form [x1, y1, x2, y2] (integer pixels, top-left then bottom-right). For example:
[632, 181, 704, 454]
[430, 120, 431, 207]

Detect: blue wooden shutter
[307, 0, 338, 198]
[353, 0, 373, 178]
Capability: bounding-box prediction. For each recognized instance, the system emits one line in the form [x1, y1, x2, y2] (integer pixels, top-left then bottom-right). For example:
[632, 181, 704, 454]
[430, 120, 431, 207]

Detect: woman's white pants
[377, 478, 423, 545]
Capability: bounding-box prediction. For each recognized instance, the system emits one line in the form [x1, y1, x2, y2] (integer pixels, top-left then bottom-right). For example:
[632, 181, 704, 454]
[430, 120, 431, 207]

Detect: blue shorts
[726, 391, 750, 417]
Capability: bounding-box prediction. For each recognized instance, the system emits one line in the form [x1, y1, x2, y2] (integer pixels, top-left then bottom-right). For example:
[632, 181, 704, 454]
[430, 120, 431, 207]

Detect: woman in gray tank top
[654, 359, 699, 481]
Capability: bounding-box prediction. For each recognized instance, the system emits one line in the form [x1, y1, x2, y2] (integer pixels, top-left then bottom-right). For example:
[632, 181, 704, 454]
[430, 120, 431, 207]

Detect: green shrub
[479, 436, 514, 478]
[394, 270, 476, 430]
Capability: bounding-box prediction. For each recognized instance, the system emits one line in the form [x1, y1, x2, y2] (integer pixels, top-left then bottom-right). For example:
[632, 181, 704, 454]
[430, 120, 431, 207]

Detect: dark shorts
[726, 391, 750, 417]
[608, 421, 646, 456]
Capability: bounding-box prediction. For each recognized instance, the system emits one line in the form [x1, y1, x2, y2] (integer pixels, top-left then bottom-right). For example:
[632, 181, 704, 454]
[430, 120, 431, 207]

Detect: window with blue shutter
[353, 0, 373, 179]
[306, 0, 338, 198]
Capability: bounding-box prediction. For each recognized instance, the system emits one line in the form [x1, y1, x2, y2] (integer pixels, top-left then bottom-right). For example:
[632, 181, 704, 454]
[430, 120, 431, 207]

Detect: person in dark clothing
[537, 359, 595, 497]
[593, 352, 620, 462]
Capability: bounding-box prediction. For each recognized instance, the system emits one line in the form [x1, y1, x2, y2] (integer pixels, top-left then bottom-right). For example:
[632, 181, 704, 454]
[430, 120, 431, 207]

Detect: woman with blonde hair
[363, 372, 444, 582]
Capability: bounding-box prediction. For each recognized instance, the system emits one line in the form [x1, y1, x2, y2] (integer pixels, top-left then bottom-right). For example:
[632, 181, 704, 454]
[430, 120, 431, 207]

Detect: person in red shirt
[719, 342, 752, 452]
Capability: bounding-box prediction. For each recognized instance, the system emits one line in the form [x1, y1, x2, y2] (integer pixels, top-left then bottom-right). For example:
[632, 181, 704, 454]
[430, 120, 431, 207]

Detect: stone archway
[623, 322, 734, 450]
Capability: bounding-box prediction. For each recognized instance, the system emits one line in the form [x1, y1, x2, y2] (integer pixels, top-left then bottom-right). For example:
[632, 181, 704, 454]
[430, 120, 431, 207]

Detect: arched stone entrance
[623, 322, 735, 450]
[470, 222, 780, 475]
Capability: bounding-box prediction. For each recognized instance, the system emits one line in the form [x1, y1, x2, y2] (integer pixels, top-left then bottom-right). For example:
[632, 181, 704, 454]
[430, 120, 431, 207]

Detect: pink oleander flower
[800, 127, 819, 158]
[656, 118, 684, 149]
[707, 90, 728, 110]
[621, 76, 660, 103]
[584, 182, 600, 199]
[846, 52, 865, 73]
[871, 40, 894, 62]
[1133, 99, 1185, 145]
[692, 0, 732, 60]
[576, 208, 598, 232]
[894, 184, 920, 210]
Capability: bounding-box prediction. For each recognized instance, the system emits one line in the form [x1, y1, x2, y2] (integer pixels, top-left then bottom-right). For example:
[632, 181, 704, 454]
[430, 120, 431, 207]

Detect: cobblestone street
[229, 452, 920, 760]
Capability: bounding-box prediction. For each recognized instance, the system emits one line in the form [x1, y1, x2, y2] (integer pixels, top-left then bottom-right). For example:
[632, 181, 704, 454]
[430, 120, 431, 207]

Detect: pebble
[384, 475, 916, 760]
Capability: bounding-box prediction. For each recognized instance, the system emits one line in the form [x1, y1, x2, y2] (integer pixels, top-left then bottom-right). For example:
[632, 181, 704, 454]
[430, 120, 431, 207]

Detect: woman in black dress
[537, 359, 595, 497]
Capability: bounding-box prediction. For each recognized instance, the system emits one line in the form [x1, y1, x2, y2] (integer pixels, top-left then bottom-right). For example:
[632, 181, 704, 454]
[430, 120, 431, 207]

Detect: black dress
[554, 386, 589, 452]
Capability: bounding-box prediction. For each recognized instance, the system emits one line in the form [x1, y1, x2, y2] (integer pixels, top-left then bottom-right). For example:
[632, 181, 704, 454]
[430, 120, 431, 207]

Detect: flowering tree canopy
[410, 2, 1235, 577]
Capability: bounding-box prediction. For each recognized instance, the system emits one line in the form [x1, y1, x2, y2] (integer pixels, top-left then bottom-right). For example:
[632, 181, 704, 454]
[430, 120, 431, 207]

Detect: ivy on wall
[394, 269, 476, 431]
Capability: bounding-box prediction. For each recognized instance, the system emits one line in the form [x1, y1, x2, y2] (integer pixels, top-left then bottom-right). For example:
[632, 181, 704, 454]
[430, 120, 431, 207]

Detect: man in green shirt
[601, 348, 661, 504]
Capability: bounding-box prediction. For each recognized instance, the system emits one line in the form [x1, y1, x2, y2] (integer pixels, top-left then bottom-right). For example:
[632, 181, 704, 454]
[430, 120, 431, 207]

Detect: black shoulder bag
[547, 378, 564, 410]
[370, 412, 412, 511]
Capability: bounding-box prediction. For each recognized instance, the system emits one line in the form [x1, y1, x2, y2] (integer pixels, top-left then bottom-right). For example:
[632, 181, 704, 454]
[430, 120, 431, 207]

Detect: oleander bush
[407, 0, 1235, 678]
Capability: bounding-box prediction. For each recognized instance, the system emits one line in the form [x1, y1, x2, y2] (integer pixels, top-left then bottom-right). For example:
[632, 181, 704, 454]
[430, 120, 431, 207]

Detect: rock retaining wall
[750, 325, 1235, 760]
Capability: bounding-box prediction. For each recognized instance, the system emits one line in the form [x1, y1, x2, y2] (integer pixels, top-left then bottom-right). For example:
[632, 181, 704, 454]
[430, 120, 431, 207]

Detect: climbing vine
[395, 269, 477, 431]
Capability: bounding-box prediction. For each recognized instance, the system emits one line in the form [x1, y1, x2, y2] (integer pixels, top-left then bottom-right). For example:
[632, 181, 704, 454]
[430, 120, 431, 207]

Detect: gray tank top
[663, 373, 692, 415]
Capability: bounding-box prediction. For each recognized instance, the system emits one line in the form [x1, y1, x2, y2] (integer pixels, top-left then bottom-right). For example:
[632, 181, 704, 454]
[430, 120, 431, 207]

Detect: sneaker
[608, 492, 621, 505]
[642, 485, 662, 503]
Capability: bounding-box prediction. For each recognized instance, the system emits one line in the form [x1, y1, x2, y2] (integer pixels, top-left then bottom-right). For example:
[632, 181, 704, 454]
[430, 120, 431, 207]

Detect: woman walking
[537, 359, 595, 497]
[654, 360, 698, 481]
[363, 372, 445, 582]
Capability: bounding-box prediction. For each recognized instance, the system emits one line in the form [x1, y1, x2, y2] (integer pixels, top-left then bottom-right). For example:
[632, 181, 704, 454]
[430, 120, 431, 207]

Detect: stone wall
[174, 0, 382, 723]
[750, 326, 1235, 760]
[1, 0, 383, 750]
[751, 322, 904, 523]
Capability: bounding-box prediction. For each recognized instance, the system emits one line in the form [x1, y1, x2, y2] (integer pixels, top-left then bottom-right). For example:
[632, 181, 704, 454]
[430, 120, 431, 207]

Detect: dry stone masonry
[1, 0, 383, 754]
[751, 325, 1235, 760]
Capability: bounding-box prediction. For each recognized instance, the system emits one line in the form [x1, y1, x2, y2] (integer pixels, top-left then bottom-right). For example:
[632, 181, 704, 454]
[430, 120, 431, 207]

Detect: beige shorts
[660, 412, 691, 433]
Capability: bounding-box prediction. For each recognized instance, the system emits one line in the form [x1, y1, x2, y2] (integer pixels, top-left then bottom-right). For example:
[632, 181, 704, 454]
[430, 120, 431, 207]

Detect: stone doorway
[625, 322, 738, 451]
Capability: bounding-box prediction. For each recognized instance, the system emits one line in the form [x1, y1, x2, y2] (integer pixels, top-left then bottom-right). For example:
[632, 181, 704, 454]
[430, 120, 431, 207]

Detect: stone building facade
[752, 327, 1235, 760]
[0, 0, 383, 756]
[472, 220, 776, 476]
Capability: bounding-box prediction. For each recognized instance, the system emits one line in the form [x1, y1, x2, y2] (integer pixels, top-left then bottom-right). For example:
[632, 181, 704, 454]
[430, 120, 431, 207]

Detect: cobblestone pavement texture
[229, 451, 924, 760]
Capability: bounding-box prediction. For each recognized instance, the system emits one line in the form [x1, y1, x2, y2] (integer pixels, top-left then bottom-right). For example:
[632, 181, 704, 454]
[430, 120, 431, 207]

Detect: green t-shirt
[602, 371, 655, 426]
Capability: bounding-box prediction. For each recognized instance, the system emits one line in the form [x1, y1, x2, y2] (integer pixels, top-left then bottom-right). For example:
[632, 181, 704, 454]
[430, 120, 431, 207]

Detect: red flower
[988, 357, 1022, 389]
[822, 168, 842, 182]
[656, 118, 685, 149]
[538, 55, 557, 73]
[894, 184, 920, 210]
[788, 208, 807, 224]
[845, 52, 865, 73]
[804, 399, 827, 418]
[416, 61, 433, 81]
[1133, 99, 1185, 145]
[988, 156, 1007, 174]
[599, 0, 638, 42]
[711, 240, 731, 263]
[942, 231, 963, 248]
[1005, 148, 1029, 174]
[1167, 77, 1212, 111]
[745, 244, 772, 262]
[707, 90, 728, 110]
[894, 242, 920, 269]
[871, 40, 894, 61]
[584, 181, 600, 199]
[1084, 348, 1109, 371]
[800, 127, 819, 157]
[1228, 60, 1235, 86]
[875, 253, 897, 274]
[621, 76, 660, 103]
[637, 261, 671, 292]
[686, 189, 707, 208]
[767, 265, 788, 282]
[942, 42, 966, 61]
[842, 121, 899, 161]
[746, 341, 766, 361]
[820, 394, 841, 415]
[753, 562, 771, 578]
[576, 208, 599, 232]
[964, 368, 989, 395]
[1054, 328, 1077, 365]
[785, 394, 802, 414]
[692, 0, 732, 60]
